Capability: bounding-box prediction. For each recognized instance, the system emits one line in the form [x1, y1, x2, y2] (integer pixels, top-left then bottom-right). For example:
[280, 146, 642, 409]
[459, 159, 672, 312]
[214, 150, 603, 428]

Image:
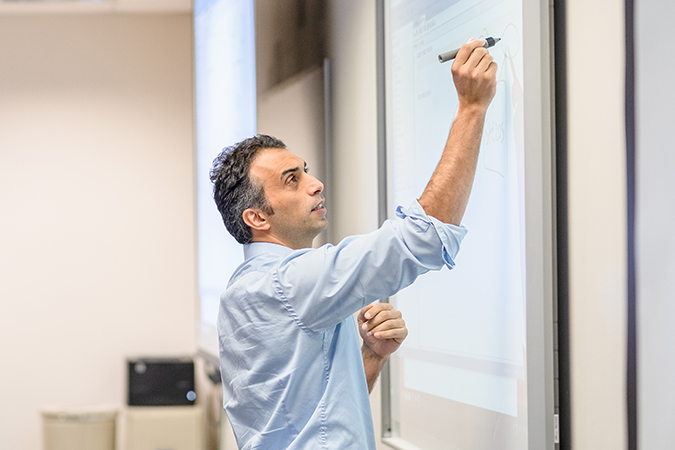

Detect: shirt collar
[243, 242, 295, 261]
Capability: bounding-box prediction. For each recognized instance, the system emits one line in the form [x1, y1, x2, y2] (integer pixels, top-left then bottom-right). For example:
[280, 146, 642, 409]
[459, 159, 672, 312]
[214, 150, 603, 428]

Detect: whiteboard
[378, 0, 556, 448]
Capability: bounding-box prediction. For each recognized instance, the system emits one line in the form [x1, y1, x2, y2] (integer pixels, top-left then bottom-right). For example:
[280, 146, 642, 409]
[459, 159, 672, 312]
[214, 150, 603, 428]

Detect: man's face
[248, 148, 327, 248]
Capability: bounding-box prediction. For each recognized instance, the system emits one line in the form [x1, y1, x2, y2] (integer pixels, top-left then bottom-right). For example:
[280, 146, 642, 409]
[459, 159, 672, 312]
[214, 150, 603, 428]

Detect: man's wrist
[456, 102, 489, 118]
[362, 343, 388, 365]
[362, 343, 388, 393]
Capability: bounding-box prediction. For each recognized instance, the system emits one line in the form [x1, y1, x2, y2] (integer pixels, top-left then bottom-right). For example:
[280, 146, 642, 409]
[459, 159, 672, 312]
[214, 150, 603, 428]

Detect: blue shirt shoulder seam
[271, 269, 320, 339]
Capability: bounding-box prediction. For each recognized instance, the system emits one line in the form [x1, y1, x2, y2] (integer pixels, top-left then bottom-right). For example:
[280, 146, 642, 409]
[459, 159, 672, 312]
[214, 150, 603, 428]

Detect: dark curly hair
[210, 134, 286, 244]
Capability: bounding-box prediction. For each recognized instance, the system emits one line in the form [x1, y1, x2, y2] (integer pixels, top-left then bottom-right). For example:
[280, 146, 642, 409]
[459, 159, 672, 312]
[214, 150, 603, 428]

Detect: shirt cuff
[395, 200, 468, 268]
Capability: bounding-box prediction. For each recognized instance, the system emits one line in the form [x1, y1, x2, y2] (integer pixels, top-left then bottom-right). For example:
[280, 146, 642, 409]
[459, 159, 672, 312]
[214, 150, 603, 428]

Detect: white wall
[326, 0, 379, 245]
[325, 0, 384, 446]
[566, 0, 627, 449]
[636, 1, 675, 449]
[0, 15, 196, 450]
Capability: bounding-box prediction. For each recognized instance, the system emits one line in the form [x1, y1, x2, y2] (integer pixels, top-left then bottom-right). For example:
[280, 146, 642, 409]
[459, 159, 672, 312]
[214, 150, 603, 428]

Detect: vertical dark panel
[625, 0, 638, 448]
[553, 0, 571, 448]
[376, 0, 388, 229]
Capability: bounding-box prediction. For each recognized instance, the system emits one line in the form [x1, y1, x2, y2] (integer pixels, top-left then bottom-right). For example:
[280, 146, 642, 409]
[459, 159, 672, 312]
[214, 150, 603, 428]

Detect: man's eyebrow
[280, 162, 307, 180]
[280, 166, 300, 180]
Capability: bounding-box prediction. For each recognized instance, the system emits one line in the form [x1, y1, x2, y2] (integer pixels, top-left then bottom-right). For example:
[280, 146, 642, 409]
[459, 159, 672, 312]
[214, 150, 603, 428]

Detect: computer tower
[127, 357, 195, 407]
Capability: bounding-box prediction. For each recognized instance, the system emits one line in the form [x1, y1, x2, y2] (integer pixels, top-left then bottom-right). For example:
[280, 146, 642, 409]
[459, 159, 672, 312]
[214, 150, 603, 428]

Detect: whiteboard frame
[376, 0, 557, 448]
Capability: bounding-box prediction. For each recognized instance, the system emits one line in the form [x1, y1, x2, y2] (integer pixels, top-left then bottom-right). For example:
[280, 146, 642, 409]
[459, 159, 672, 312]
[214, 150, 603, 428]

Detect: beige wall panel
[326, 0, 383, 447]
[0, 15, 195, 450]
[566, 0, 627, 448]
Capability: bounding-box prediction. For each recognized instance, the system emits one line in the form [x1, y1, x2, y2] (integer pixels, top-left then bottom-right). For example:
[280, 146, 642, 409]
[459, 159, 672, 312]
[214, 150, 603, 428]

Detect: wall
[326, 0, 379, 243]
[636, 1, 675, 448]
[325, 0, 383, 446]
[0, 15, 196, 450]
[566, 0, 628, 448]
[255, 0, 327, 94]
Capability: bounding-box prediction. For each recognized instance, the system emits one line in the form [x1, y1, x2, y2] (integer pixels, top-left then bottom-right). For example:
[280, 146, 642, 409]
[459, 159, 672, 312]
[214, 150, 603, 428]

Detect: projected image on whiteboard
[386, 0, 526, 446]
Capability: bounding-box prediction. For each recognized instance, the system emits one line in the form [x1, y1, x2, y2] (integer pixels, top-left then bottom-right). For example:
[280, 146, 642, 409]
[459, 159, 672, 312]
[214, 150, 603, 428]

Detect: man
[210, 40, 497, 449]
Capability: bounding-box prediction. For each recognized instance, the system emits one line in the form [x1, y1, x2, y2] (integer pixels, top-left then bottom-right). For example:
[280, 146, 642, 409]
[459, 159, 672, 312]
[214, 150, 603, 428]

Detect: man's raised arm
[418, 39, 498, 226]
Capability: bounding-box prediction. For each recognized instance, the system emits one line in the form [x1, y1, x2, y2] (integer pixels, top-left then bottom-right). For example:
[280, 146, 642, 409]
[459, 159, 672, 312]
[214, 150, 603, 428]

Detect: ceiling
[0, 0, 191, 14]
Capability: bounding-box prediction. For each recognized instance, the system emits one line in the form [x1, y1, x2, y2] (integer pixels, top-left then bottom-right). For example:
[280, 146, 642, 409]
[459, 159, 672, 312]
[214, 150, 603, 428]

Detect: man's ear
[242, 208, 270, 232]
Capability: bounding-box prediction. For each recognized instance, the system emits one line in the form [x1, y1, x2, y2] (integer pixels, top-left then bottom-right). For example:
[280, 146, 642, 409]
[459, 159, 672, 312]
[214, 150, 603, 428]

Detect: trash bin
[41, 406, 118, 450]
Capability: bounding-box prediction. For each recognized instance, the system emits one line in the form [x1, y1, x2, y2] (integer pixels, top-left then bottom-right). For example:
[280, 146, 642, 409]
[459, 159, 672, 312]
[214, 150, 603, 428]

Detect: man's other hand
[451, 39, 498, 111]
[358, 302, 408, 360]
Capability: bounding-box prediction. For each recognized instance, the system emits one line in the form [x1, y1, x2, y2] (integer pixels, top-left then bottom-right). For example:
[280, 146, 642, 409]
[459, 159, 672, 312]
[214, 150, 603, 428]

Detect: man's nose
[307, 174, 324, 195]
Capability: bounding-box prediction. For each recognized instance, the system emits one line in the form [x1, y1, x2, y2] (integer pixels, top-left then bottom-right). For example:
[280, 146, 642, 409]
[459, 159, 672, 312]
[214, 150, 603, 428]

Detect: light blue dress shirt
[218, 201, 467, 450]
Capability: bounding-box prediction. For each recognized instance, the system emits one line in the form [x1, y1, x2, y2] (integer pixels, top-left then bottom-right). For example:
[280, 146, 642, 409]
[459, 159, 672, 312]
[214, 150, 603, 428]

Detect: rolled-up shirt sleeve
[273, 200, 468, 333]
[394, 200, 467, 269]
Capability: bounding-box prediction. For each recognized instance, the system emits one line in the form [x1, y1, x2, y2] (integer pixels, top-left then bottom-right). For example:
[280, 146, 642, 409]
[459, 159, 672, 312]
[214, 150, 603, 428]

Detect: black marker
[438, 37, 501, 63]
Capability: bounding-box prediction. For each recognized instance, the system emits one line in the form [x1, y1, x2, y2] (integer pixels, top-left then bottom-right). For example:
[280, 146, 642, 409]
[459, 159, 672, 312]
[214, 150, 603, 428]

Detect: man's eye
[288, 175, 297, 184]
